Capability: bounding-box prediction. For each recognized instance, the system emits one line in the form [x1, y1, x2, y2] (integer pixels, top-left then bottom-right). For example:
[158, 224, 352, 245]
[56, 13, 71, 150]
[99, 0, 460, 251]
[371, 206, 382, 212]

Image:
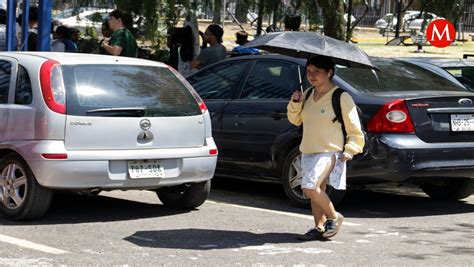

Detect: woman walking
[287, 55, 365, 241]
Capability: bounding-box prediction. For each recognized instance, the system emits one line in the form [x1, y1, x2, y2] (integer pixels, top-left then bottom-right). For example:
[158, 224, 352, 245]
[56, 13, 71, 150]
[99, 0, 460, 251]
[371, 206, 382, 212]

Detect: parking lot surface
[0, 178, 473, 266]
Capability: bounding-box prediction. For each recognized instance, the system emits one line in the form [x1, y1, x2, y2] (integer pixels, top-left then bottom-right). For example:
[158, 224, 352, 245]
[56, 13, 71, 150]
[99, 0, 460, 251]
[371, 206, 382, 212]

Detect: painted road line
[206, 200, 361, 226]
[0, 234, 68, 254]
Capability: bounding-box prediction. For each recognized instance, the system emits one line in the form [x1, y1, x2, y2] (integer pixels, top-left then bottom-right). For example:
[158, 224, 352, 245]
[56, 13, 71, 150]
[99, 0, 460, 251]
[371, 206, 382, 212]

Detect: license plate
[451, 114, 474, 131]
[127, 160, 164, 179]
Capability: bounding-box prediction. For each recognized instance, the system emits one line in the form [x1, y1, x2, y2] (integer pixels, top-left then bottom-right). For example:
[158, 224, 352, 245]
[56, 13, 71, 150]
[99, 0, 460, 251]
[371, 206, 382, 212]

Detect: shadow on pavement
[125, 229, 304, 250]
[0, 193, 189, 225]
[210, 177, 474, 219]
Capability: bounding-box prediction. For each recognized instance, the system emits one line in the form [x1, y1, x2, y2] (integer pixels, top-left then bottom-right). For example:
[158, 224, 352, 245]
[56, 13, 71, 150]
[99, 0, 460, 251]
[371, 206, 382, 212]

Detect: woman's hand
[291, 90, 302, 102]
[340, 152, 352, 162]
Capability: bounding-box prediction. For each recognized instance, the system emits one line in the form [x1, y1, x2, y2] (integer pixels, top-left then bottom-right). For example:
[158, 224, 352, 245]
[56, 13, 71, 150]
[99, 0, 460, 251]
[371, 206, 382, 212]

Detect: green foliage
[84, 26, 97, 38]
[90, 12, 104, 23]
[422, 0, 464, 24]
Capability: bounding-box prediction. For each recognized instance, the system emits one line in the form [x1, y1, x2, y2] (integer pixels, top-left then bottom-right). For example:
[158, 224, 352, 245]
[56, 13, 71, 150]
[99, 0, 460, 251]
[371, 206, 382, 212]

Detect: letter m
[431, 24, 452, 41]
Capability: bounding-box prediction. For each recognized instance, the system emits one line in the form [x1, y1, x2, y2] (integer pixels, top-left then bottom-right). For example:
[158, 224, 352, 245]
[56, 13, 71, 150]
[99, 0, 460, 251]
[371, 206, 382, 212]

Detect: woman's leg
[303, 155, 337, 225]
[315, 178, 328, 229]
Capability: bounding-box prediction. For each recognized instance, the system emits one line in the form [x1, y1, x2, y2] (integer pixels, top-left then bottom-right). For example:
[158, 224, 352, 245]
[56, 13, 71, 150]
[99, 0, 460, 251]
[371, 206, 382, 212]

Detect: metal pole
[37, 0, 51, 51]
[21, 0, 29, 51]
[6, 0, 17, 51]
[345, 0, 352, 42]
[394, 0, 401, 38]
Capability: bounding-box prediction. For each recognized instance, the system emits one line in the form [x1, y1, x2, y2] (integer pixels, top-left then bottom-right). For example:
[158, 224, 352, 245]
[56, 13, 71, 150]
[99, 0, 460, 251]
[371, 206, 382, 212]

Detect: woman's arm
[340, 92, 365, 157]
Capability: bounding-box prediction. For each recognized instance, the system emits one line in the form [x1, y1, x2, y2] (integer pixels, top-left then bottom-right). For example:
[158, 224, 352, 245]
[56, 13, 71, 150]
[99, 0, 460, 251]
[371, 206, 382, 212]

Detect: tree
[317, 0, 345, 40]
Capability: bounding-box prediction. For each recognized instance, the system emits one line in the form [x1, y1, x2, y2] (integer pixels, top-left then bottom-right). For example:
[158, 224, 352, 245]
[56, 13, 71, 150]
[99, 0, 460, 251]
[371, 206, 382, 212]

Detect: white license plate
[451, 114, 474, 131]
[127, 160, 164, 179]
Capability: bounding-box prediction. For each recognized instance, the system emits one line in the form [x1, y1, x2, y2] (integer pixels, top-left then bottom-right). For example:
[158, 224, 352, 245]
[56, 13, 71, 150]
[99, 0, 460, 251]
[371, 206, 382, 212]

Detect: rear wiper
[86, 107, 146, 117]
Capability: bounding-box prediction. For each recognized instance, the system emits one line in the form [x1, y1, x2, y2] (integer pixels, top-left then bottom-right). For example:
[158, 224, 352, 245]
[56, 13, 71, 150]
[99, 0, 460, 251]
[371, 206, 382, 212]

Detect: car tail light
[40, 59, 66, 114]
[368, 99, 415, 133]
[42, 153, 68, 160]
[198, 100, 208, 113]
[209, 149, 218, 155]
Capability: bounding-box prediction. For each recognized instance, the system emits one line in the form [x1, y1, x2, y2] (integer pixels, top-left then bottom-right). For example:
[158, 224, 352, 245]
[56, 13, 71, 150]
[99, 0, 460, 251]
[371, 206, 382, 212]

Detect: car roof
[398, 57, 474, 68]
[223, 54, 307, 64]
[0, 52, 168, 67]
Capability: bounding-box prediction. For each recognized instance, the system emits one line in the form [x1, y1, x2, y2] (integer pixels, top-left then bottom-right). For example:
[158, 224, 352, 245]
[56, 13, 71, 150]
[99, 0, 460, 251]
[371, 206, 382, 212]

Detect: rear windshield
[336, 58, 467, 93]
[62, 65, 200, 117]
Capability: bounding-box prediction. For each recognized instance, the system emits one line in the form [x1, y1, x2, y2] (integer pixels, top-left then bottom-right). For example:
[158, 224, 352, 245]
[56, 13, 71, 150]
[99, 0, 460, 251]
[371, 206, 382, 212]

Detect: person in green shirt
[101, 9, 137, 57]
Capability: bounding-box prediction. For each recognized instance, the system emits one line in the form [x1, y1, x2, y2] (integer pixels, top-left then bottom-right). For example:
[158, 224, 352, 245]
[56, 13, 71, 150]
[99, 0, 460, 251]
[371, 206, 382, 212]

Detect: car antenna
[372, 68, 380, 83]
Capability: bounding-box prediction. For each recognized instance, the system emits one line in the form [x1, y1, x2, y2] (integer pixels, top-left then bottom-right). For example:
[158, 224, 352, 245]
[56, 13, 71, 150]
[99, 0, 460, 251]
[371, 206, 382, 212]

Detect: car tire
[420, 179, 474, 200]
[281, 147, 346, 208]
[156, 180, 211, 209]
[0, 153, 53, 220]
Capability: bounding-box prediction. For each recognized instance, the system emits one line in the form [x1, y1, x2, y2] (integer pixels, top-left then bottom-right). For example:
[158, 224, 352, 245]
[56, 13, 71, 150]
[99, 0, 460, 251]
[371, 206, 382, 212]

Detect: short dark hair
[109, 9, 133, 30]
[207, 24, 223, 43]
[235, 31, 249, 45]
[28, 6, 38, 22]
[307, 55, 336, 79]
[55, 25, 70, 38]
[0, 9, 6, 25]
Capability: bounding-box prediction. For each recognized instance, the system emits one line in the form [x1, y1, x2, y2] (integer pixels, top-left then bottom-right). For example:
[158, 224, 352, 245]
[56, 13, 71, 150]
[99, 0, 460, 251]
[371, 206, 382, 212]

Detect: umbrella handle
[298, 67, 304, 92]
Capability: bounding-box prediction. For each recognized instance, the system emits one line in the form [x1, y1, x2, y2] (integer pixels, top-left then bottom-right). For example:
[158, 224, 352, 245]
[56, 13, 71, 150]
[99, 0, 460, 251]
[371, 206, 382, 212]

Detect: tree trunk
[212, 0, 223, 24]
[317, 0, 345, 40]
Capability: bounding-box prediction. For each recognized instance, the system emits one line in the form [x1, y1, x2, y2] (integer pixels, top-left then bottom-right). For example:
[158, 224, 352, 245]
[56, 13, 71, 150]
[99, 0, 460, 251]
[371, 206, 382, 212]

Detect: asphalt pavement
[0, 178, 473, 266]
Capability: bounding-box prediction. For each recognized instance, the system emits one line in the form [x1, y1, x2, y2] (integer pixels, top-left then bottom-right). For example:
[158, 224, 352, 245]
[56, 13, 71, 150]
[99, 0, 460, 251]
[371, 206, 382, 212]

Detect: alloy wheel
[0, 163, 27, 210]
[287, 153, 308, 201]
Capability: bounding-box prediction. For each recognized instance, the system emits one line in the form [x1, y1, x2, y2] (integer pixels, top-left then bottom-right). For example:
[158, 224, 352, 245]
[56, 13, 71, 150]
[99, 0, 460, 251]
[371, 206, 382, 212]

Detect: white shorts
[301, 152, 347, 190]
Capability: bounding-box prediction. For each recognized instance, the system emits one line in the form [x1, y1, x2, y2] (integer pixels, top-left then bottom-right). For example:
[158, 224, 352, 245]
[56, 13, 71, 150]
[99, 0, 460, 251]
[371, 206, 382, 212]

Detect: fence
[220, 0, 474, 33]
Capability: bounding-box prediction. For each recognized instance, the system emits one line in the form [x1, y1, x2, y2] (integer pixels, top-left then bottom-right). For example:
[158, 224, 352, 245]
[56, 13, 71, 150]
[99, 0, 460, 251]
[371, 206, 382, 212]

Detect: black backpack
[304, 87, 369, 161]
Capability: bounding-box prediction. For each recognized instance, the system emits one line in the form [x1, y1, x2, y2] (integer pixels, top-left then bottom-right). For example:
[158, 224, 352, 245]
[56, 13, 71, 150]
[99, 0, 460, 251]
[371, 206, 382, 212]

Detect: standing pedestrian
[231, 30, 260, 56]
[287, 55, 364, 241]
[99, 20, 113, 55]
[0, 9, 7, 51]
[191, 24, 226, 69]
[51, 26, 78, 52]
[23, 6, 38, 51]
[102, 9, 137, 57]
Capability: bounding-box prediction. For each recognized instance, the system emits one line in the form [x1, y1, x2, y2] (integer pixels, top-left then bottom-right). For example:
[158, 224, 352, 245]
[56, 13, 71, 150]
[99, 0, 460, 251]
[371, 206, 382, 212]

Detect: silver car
[0, 52, 217, 220]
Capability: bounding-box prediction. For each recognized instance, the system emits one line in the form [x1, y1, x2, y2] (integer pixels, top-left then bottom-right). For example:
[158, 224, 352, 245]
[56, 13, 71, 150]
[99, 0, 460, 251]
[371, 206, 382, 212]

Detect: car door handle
[209, 112, 217, 118]
[234, 121, 245, 126]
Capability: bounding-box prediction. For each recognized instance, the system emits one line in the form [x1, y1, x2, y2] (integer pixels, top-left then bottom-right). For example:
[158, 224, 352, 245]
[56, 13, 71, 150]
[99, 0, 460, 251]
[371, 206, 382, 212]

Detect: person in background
[25, 6, 38, 51]
[287, 55, 364, 241]
[99, 20, 113, 55]
[102, 9, 137, 57]
[191, 24, 226, 69]
[51, 26, 78, 52]
[0, 9, 6, 51]
[231, 30, 259, 56]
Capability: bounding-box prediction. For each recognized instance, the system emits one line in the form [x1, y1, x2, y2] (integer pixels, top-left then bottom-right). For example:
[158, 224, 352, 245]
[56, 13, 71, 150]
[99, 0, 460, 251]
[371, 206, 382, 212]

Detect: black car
[186, 55, 474, 207]
[400, 57, 474, 92]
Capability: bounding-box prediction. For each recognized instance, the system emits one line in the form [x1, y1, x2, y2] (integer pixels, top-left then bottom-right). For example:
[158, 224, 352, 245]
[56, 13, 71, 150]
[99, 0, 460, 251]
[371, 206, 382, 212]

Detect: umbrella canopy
[243, 31, 376, 69]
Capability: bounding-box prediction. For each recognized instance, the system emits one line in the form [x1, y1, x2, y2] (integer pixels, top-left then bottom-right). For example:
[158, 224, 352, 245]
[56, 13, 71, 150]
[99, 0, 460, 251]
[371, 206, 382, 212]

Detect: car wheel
[156, 180, 211, 209]
[281, 147, 346, 208]
[0, 153, 53, 220]
[420, 179, 474, 200]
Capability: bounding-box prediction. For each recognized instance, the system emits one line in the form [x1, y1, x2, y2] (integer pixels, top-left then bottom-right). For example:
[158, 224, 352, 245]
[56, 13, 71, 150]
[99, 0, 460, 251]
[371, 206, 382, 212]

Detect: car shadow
[210, 177, 474, 219]
[0, 192, 190, 225]
[124, 229, 305, 250]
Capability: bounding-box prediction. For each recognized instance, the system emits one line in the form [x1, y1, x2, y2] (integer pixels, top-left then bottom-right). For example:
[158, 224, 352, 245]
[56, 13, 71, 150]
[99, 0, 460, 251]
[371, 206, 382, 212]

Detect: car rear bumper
[4, 139, 217, 190]
[349, 133, 474, 182]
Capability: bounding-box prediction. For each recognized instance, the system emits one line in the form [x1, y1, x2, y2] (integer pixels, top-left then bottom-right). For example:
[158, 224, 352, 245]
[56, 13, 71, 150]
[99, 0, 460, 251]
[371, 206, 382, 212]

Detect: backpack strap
[303, 86, 314, 104]
[332, 88, 347, 144]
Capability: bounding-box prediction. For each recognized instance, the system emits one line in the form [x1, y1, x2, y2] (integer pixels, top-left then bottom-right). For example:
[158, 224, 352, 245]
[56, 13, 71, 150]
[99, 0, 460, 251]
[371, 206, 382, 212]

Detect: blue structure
[5, 0, 51, 51]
